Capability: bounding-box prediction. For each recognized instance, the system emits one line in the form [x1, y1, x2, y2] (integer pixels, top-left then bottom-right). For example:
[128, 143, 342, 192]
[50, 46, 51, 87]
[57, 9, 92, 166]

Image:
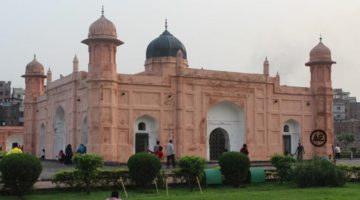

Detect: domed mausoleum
[21, 10, 335, 163]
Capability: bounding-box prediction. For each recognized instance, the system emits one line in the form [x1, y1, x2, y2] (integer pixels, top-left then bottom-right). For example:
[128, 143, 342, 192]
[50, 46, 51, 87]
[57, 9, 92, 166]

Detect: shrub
[292, 158, 347, 187]
[177, 156, 206, 187]
[96, 169, 129, 188]
[270, 154, 295, 182]
[0, 153, 42, 198]
[52, 170, 82, 189]
[218, 151, 250, 187]
[73, 154, 103, 194]
[128, 153, 161, 187]
[53, 169, 129, 189]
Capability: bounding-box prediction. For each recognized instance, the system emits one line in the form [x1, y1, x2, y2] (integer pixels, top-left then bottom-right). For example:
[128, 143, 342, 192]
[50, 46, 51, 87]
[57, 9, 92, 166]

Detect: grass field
[3, 183, 360, 200]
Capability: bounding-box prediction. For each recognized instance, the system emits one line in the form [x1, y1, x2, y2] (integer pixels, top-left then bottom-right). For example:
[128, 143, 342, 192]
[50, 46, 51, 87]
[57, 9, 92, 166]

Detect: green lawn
[3, 183, 360, 200]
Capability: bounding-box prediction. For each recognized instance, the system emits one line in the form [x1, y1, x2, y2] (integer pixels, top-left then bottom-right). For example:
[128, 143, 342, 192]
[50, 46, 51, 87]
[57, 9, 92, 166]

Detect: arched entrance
[209, 128, 229, 160]
[282, 119, 300, 154]
[54, 106, 65, 157]
[134, 115, 158, 153]
[6, 134, 23, 151]
[207, 101, 245, 160]
[39, 124, 45, 155]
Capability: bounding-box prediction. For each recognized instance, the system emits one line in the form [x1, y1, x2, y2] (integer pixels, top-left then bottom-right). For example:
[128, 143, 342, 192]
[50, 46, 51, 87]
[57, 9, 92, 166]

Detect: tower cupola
[23, 55, 46, 77]
[306, 37, 335, 65]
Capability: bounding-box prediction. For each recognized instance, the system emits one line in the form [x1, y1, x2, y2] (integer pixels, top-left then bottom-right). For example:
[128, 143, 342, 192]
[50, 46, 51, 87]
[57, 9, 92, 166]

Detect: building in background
[23, 10, 335, 162]
[0, 81, 11, 100]
[0, 83, 24, 151]
[333, 88, 360, 151]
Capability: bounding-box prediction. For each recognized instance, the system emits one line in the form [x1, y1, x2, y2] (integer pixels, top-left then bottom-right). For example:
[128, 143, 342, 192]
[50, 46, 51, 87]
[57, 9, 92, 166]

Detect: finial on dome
[101, 5, 104, 16]
[34, 54, 36, 60]
[165, 18, 168, 30]
[319, 34, 322, 43]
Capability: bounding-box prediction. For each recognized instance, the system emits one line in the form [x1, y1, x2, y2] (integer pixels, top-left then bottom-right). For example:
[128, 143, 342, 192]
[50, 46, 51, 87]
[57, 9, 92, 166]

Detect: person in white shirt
[334, 145, 341, 159]
[166, 140, 176, 168]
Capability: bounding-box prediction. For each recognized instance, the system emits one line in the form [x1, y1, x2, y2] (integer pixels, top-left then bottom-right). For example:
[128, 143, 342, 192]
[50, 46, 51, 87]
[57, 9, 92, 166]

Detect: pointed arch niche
[54, 106, 66, 158]
[133, 115, 159, 153]
[207, 101, 245, 160]
[282, 119, 300, 154]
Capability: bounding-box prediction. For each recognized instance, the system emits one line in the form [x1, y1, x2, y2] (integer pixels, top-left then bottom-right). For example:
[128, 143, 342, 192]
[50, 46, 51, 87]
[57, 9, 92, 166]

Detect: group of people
[58, 143, 87, 164]
[149, 139, 176, 168]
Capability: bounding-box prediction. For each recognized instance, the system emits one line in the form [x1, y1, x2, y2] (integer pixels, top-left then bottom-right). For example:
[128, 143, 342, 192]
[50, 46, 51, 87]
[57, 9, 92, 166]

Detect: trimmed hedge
[53, 169, 129, 189]
[218, 151, 250, 187]
[0, 153, 42, 198]
[292, 158, 347, 187]
[127, 153, 161, 187]
[73, 154, 103, 194]
[176, 156, 206, 187]
[270, 154, 295, 182]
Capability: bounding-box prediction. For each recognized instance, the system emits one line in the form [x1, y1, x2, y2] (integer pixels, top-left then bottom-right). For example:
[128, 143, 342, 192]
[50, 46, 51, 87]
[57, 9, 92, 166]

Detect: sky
[1, 0, 360, 98]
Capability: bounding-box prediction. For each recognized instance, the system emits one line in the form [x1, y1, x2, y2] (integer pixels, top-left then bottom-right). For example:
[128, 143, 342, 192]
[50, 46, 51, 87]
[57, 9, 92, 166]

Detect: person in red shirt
[155, 146, 164, 160]
[240, 144, 249, 156]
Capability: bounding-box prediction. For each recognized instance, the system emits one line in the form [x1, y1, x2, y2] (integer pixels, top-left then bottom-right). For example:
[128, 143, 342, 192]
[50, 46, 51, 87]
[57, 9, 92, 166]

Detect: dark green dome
[146, 30, 187, 59]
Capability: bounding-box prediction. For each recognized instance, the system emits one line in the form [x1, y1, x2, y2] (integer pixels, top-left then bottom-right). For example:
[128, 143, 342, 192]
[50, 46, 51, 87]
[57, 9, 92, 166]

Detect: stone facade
[22, 13, 335, 162]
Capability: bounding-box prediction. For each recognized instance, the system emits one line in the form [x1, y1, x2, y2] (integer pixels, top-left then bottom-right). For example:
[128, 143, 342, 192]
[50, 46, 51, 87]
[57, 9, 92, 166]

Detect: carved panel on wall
[317, 96, 324, 113]
[269, 131, 279, 145]
[102, 108, 112, 123]
[164, 93, 175, 107]
[119, 91, 129, 105]
[102, 127, 111, 144]
[91, 109, 100, 126]
[185, 93, 194, 109]
[256, 114, 265, 129]
[282, 100, 302, 112]
[256, 87, 265, 97]
[132, 91, 160, 106]
[256, 99, 265, 111]
[269, 99, 279, 110]
[256, 130, 265, 145]
[184, 129, 194, 144]
[316, 116, 325, 129]
[303, 115, 313, 131]
[185, 111, 194, 127]
[270, 114, 280, 130]
[118, 109, 129, 128]
[164, 110, 174, 128]
[118, 128, 129, 144]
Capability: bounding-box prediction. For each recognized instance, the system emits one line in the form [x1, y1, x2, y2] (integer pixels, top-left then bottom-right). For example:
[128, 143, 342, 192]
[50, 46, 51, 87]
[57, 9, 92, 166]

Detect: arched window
[138, 122, 146, 131]
[283, 125, 289, 132]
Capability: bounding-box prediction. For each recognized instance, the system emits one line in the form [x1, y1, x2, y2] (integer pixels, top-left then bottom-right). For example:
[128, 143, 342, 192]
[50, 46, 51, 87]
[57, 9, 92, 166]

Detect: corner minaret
[81, 8, 123, 161]
[82, 8, 123, 78]
[263, 57, 269, 76]
[22, 55, 46, 154]
[305, 37, 336, 157]
[73, 55, 79, 73]
[47, 68, 52, 84]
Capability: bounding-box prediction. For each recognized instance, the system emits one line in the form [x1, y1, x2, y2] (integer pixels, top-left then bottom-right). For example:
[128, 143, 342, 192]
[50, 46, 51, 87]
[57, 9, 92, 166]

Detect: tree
[337, 133, 355, 151]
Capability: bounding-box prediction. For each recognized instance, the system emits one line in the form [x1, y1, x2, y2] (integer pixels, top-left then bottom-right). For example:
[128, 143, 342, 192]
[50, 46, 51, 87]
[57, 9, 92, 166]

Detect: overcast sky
[1, 0, 360, 98]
